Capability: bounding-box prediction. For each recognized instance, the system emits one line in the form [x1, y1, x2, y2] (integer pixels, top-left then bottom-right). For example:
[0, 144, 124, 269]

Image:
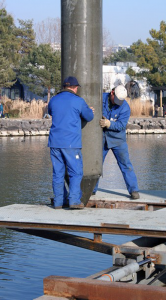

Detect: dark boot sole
[70, 204, 84, 209]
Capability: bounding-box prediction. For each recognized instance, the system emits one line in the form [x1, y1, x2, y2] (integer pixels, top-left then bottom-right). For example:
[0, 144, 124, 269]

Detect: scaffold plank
[0, 190, 166, 238]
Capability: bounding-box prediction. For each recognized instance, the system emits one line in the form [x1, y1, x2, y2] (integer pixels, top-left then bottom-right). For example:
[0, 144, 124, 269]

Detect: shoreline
[0, 117, 166, 136]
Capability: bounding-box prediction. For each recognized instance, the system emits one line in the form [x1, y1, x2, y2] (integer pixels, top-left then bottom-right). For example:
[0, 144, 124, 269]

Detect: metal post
[97, 259, 152, 282]
[160, 89, 163, 108]
[61, 0, 103, 204]
[158, 89, 163, 117]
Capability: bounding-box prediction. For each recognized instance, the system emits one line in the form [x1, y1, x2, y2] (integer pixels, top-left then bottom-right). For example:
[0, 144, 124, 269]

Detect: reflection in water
[0, 136, 52, 207]
[0, 135, 166, 299]
[99, 134, 166, 191]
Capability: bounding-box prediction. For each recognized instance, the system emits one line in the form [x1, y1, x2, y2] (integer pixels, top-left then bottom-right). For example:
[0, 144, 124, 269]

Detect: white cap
[114, 85, 127, 106]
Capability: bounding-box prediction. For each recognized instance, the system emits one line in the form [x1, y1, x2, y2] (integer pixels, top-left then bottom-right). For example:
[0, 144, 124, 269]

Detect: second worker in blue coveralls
[93, 85, 140, 200]
[48, 76, 94, 209]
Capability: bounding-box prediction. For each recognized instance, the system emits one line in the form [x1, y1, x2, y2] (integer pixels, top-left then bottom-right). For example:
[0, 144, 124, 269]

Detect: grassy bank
[1, 97, 48, 119]
[1, 96, 153, 118]
[126, 98, 153, 117]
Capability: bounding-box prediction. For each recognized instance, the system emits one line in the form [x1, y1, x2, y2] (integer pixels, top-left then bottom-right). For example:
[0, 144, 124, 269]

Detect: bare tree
[34, 18, 113, 57]
[103, 73, 111, 91]
[103, 27, 114, 57]
[0, 0, 6, 9]
[34, 17, 61, 46]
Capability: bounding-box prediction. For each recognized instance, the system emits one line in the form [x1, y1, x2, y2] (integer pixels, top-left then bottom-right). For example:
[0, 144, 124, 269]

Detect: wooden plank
[11, 229, 114, 255]
[89, 189, 166, 203]
[3, 222, 166, 238]
[87, 200, 147, 210]
[87, 199, 166, 210]
[101, 223, 130, 228]
[43, 276, 166, 300]
[34, 296, 69, 300]
[1, 202, 166, 237]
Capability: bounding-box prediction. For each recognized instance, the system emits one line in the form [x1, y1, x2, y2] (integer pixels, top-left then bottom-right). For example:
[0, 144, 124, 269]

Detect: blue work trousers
[94, 142, 139, 194]
[50, 148, 83, 206]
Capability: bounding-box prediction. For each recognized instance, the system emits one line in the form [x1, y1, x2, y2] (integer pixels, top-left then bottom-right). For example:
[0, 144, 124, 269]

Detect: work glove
[100, 116, 110, 128]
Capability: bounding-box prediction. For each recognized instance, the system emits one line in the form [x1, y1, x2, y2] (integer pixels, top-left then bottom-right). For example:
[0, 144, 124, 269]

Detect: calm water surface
[0, 134, 166, 300]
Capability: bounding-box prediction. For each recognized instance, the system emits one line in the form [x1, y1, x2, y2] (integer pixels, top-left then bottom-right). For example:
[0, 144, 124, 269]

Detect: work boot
[50, 198, 69, 208]
[130, 191, 140, 200]
[70, 203, 84, 209]
[53, 205, 63, 209]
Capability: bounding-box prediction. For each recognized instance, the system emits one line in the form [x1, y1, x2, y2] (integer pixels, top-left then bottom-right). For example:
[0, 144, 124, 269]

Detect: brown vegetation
[126, 98, 153, 117]
[1, 96, 153, 119]
[1, 97, 48, 119]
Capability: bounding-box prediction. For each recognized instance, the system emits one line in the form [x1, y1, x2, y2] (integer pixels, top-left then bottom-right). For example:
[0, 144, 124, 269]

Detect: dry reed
[1, 96, 153, 119]
[126, 97, 153, 117]
[1, 97, 48, 119]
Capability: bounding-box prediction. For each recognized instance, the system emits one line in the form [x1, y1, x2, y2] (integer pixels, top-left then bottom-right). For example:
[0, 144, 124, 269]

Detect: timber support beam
[43, 275, 166, 300]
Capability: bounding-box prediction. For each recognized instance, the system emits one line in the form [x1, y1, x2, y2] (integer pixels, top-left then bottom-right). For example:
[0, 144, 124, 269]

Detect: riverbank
[0, 117, 166, 136]
[0, 118, 51, 136]
[127, 117, 166, 134]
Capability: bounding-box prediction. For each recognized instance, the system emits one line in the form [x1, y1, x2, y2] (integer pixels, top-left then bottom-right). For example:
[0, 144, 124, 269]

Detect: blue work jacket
[103, 93, 130, 148]
[48, 90, 94, 148]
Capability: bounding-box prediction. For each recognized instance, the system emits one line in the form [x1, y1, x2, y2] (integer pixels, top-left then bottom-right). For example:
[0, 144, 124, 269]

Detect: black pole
[61, 0, 103, 204]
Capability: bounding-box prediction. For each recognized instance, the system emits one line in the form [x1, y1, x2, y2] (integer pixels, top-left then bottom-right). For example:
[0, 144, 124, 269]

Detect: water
[0, 134, 166, 300]
[100, 134, 166, 191]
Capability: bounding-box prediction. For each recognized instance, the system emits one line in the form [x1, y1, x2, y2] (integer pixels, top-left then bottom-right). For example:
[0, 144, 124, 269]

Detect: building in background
[112, 44, 130, 53]
[1, 80, 47, 102]
[103, 62, 156, 105]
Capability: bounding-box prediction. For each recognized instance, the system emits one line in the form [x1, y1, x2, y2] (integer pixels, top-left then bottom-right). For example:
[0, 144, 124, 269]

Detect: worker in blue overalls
[0, 102, 3, 118]
[93, 85, 140, 200]
[48, 76, 94, 209]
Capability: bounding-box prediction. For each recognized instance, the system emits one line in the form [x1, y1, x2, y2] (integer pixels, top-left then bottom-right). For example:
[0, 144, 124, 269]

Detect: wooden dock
[1, 189, 166, 300]
[0, 189, 166, 237]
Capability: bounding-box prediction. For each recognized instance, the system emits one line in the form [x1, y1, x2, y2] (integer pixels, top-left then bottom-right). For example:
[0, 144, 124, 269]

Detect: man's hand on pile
[100, 116, 110, 128]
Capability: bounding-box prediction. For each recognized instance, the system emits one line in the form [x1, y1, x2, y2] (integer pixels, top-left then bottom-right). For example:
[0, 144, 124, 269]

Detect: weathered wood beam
[10, 229, 114, 255]
[43, 276, 166, 300]
[3, 222, 166, 238]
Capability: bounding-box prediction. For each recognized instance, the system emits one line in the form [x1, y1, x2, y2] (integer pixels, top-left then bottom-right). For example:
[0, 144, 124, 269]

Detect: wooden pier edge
[43, 275, 166, 300]
[34, 296, 69, 300]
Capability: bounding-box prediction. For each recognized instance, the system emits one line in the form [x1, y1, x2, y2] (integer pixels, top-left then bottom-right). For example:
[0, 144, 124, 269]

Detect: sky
[3, 0, 166, 46]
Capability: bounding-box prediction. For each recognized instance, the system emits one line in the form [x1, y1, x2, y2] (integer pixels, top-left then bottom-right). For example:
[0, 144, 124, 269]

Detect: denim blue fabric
[93, 141, 139, 194]
[48, 90, 94, 148]
[0, 104, 3, 117]
[50, 148, 83, 207]
[103, 93, 130, 148]
[93, 93, 139, 194]
[48, 90, 94, 207]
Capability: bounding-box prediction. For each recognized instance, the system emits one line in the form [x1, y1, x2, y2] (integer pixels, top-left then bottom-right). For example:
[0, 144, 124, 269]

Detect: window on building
[2, 89, 10, 98]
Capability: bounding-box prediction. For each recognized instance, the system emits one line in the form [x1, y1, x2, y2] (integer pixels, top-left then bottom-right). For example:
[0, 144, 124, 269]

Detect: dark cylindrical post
[61, 0, 103, 204]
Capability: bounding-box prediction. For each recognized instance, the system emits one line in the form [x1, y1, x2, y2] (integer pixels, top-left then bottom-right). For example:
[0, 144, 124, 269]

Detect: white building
[50, 43, 61, 51]
[103, 62, 155, 104]
[112, 44, 130, 53]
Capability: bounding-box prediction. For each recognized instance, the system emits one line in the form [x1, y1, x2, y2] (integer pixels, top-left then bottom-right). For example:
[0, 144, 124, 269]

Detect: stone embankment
[0, 119, 51, 137]
[0, 117, 166, 137]
[127, 118, 166, 134]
